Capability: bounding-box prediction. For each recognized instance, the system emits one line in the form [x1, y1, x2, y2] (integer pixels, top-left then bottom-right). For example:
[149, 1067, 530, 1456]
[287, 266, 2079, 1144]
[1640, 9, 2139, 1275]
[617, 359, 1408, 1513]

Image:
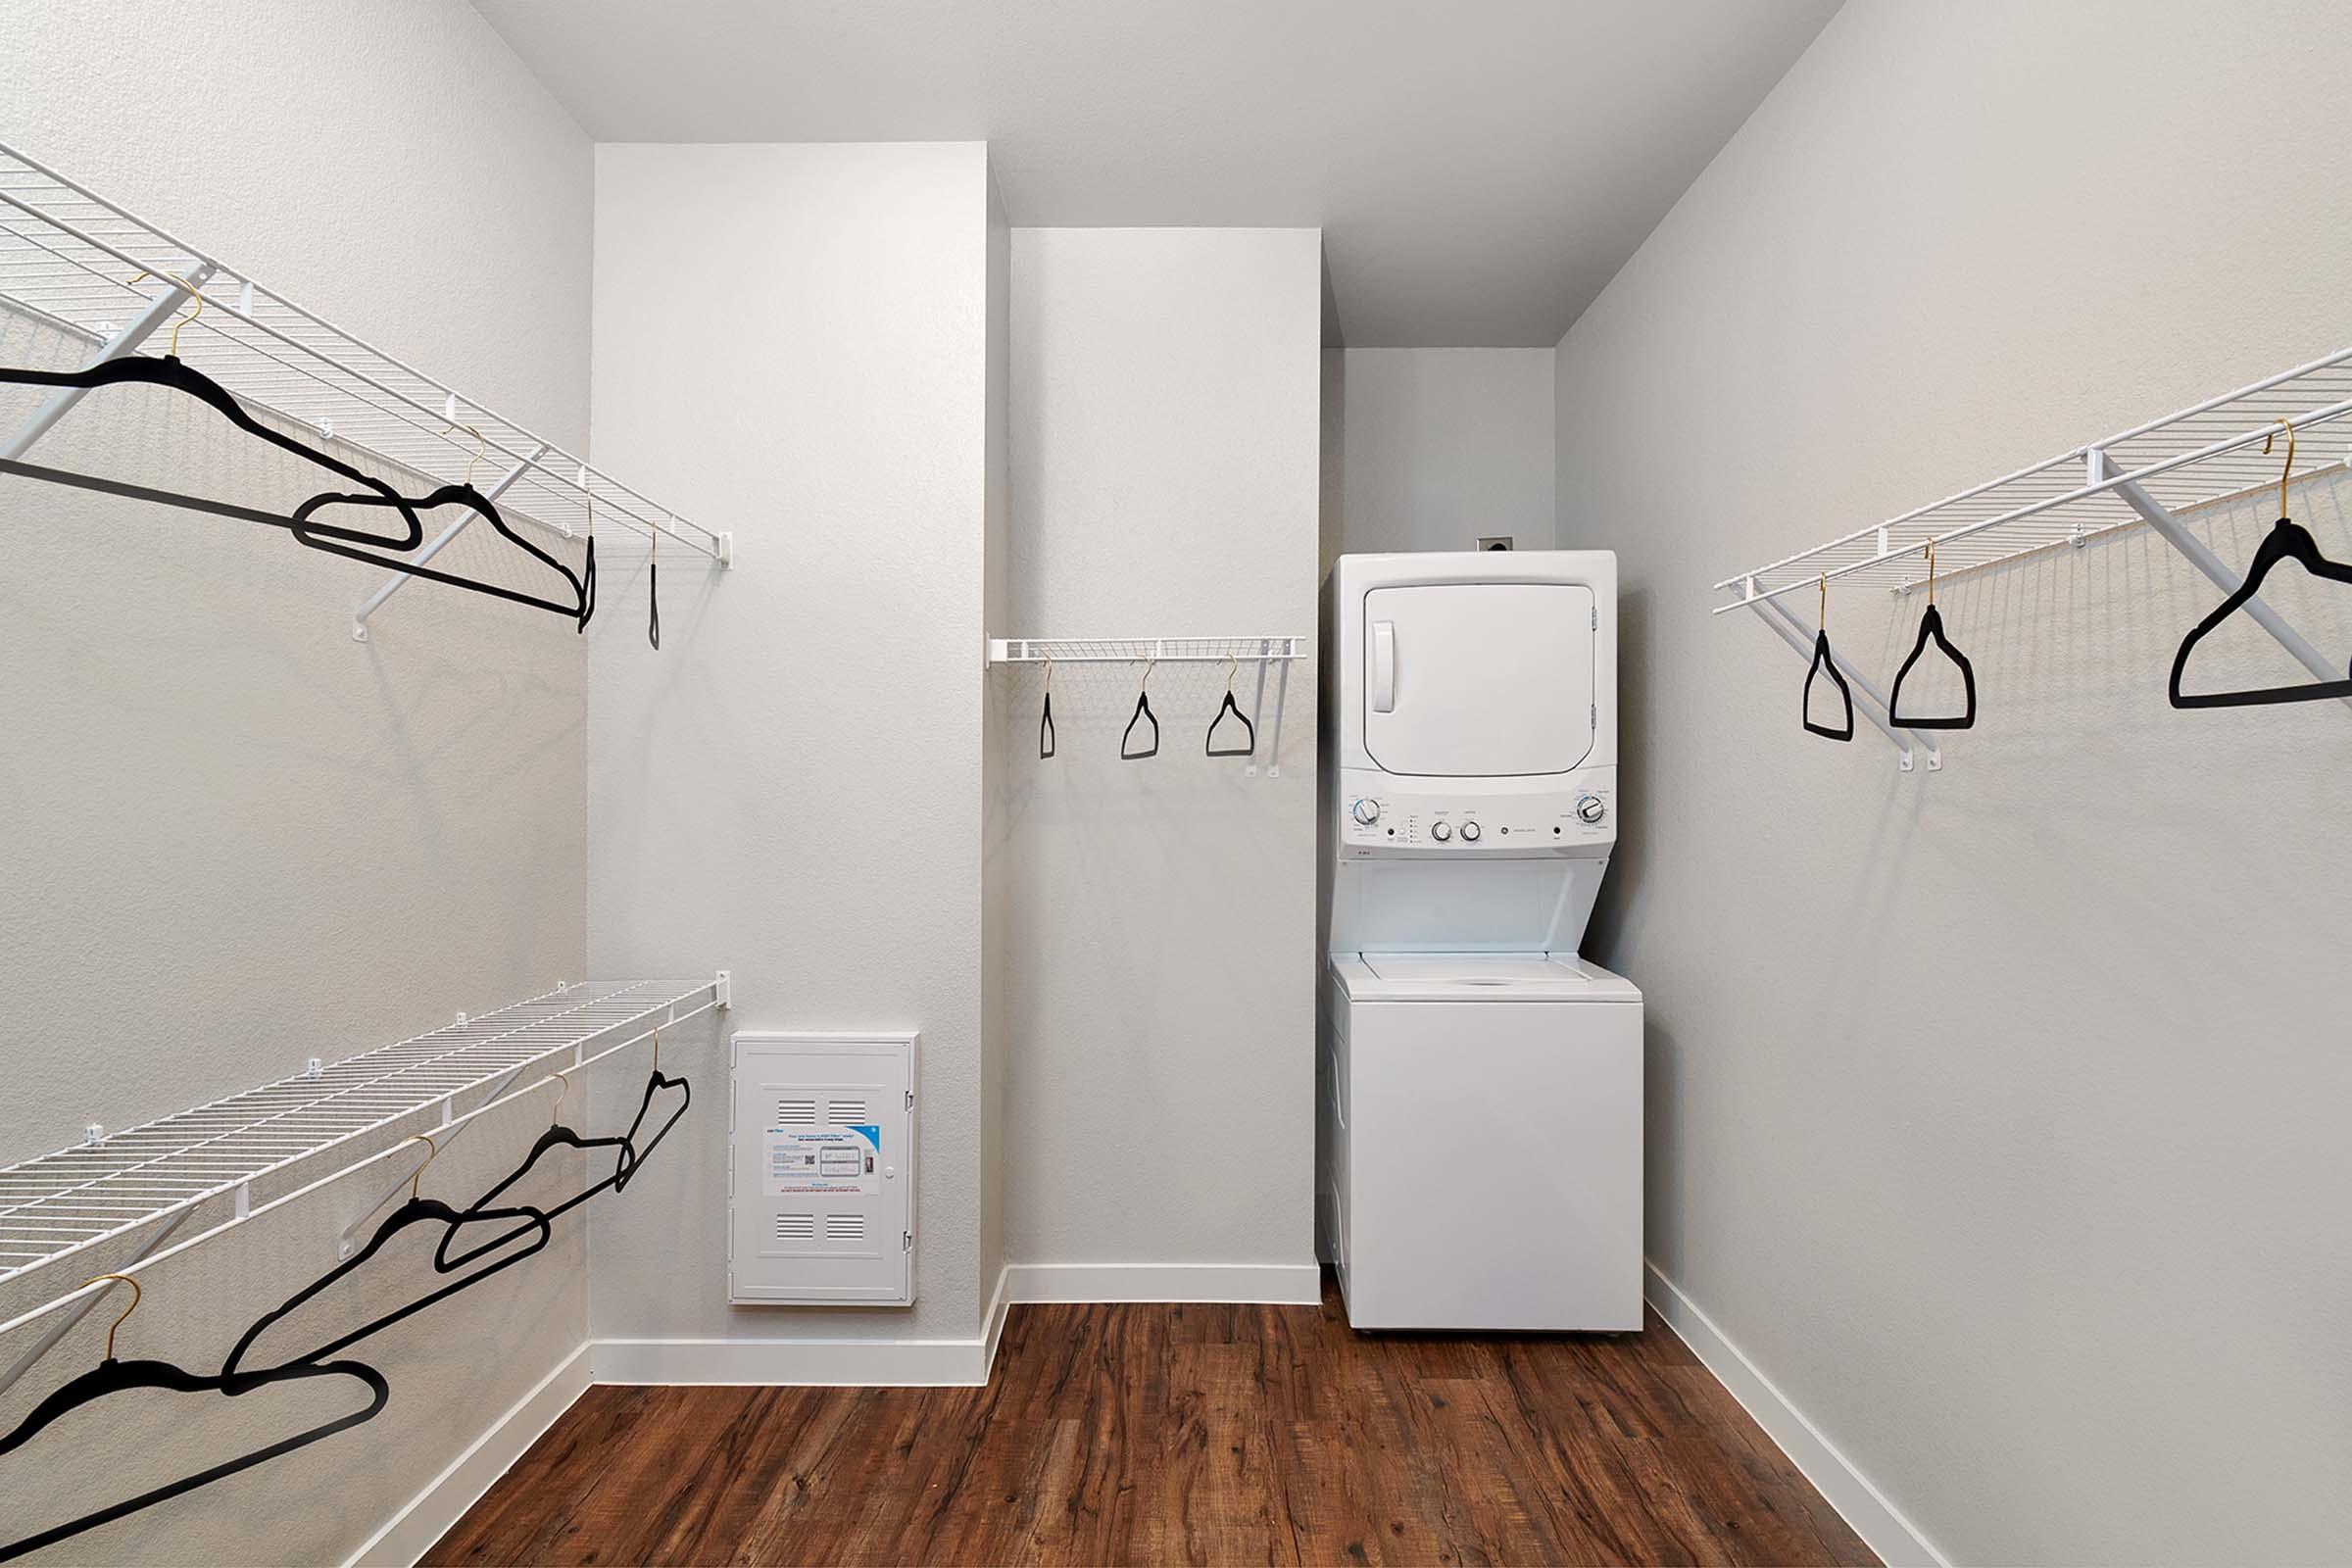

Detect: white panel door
[1361, 583, 1595, 776]
[730, 1033, 915, 1305]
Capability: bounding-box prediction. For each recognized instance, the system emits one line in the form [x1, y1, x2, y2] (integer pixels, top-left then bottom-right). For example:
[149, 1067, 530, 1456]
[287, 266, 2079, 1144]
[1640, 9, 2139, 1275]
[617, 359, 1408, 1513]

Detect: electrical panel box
[729, 1032, 916, 1306]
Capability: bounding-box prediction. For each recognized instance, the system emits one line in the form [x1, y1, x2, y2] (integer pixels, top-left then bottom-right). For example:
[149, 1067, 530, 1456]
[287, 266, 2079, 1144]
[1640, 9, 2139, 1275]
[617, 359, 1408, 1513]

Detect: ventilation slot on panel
[773, 1213, 815, 1242]
[828, 1098, 868, 1125]
[773, 1098, 816, 1126]
[824, 1213, 866, 1243]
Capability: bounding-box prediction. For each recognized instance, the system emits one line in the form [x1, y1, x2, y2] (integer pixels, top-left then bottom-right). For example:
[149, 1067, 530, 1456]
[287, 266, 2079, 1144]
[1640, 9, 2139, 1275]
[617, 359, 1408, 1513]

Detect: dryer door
[1361, 582, 1594, 776]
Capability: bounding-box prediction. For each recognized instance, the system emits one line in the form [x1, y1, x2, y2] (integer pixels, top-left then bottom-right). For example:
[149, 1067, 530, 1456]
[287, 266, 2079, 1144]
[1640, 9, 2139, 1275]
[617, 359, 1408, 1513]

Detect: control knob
[1351, 798, 1380, 826]
[1576, 794, 1606, 824]
[1430, 821, 1452, 842]
[1458, 820, 1482, 842]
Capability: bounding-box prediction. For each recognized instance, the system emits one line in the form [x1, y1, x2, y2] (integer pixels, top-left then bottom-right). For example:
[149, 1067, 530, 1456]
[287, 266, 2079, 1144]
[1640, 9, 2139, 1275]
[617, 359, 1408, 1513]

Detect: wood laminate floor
[427, 1282, 1875, 1566]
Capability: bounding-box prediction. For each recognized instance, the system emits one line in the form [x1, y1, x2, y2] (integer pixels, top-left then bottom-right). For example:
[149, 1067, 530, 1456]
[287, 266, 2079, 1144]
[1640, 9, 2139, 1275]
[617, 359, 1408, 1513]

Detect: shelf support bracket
[350, 441, 550, 640]
[0, 1205, 192, 1400]
[2090, 447, 2352, 714]
[1263, 645, 1291, 779]
[1750, 591, 1940, 771]
[0, 261, 217, 464]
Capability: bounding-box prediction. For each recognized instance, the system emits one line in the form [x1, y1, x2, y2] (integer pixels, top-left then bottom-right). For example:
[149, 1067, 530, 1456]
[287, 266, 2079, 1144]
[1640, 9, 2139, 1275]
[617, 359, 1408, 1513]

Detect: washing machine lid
[1333, 952, 1641, 1003]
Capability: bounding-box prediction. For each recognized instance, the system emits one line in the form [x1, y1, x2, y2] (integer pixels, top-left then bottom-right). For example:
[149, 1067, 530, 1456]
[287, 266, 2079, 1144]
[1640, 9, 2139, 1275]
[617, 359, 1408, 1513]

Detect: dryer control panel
[1338, 767, 1617, 858]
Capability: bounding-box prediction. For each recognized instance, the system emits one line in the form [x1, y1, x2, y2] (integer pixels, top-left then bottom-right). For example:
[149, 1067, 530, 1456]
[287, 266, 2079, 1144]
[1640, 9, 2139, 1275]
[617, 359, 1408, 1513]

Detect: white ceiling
[474, 1, 1840, 347]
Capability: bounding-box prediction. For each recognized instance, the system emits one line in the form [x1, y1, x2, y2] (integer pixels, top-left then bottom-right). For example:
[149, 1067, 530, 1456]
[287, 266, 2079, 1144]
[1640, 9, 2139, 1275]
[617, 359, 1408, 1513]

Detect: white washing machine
[1318, 551, 1642, 1331]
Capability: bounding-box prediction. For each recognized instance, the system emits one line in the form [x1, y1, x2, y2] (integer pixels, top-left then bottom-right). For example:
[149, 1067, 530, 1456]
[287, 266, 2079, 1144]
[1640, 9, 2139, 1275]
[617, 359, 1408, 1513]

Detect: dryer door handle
[1371, 620, 1396, 712]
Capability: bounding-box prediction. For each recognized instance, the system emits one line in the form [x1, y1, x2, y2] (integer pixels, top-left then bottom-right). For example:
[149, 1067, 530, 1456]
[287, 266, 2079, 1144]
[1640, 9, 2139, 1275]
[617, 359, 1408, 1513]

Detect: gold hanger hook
[1925, 539, 1937, 605]
[76, 1274, 141, 1359]
[1221, 653, 1238, 691]
[1043, 658, 1054, 697]
[442, 422, 487, 490]
[1140, 656, 1156, 693]
[127, 270, 204, 357]
[1819, 572, 1829, 631]
[651, 1024, 662, 1072]
[538, 1071, 570, 1126]
[398, 1133, 437, 1200]
[2262, 417, 2296, 518]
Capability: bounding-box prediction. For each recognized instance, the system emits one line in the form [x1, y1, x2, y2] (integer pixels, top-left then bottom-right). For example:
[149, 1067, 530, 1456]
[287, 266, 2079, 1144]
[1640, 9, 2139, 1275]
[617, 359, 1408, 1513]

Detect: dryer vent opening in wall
[1478, 536, 1514, 551]
[730, 1032, 917, 1306]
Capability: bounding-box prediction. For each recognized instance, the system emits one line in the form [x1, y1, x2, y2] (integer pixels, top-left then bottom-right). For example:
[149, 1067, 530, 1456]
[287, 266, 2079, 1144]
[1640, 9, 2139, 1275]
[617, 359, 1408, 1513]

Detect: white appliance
[729, 1032, 917, 1305]
[1318, 551, 1642, 1331]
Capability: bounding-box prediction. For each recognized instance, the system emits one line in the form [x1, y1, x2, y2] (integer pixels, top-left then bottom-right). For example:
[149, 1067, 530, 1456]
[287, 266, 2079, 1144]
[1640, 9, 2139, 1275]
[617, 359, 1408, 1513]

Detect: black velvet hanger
[0, 456, 597, 628]
[1039, 663, 1056, 759]
[0, 351, 422, 550]
[646, 530, 661, 649]
[1802, 578, 1854, 742]
[0, 353, 596, 627]
[2170, 514, 2352, 707]
[435, 1068, 690, 1270]
[297, 478, 596, 631]
[1887, 544, 1977, 729]
[0, 1278, 389, 1562]
[613, 1067, 691, 1188]
[1205, 659, 1255, 758]
[1121, 661, 1159, 760]
[1121, 691, 1157, 759]
[220, 1144, 552, 1384]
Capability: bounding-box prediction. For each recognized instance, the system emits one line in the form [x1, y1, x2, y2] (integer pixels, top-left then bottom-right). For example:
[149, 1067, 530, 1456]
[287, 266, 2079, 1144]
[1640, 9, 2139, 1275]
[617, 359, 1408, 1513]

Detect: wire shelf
[0, 977, 718, 1285]
[1713, 343, 2352, 612]
[0, 139, 728, 573]
[988, 636, 1305, 664]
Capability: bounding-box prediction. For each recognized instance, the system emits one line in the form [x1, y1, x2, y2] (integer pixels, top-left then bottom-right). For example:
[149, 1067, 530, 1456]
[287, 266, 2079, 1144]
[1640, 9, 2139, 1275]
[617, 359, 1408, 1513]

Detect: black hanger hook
[1121, 658, 1159, 759]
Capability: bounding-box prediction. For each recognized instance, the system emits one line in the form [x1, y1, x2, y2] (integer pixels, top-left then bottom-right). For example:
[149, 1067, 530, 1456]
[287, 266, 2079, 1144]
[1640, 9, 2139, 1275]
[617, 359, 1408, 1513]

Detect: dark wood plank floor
[428, 1280, 1874, 1566]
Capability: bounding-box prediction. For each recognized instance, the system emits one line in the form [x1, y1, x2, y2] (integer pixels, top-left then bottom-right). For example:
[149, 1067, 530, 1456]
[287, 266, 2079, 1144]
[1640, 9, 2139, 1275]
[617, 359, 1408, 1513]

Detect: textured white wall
[583, 143, 997, 1343]
[1338, 348, 1554, 557]
[1554, 2, 2352, 1561]
[0, 1, 595, 1561]
[1001, 228, 1321, 1278]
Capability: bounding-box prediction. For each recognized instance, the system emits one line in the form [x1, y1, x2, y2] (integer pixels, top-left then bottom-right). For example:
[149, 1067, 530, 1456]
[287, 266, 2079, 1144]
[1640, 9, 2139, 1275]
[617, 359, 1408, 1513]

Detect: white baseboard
[593, 1326, 993, 1386]
[982, 1262, 1012, 1375]
[587, 1266, 1021, 1390]
[1004, 1261, 1323, 1304]
[1644, 1261, 1948, 1568]
[346, 1340, 592, 1568]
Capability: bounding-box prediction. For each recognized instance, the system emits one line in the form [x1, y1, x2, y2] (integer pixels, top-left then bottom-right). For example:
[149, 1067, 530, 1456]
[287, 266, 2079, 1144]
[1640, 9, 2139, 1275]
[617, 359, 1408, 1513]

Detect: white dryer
[1318, 551, 1642, 1331]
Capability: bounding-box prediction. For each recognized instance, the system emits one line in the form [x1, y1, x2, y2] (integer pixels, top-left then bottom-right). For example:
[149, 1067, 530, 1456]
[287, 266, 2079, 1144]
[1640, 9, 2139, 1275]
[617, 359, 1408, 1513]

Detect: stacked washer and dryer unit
[1318, 551, 1642, 1331]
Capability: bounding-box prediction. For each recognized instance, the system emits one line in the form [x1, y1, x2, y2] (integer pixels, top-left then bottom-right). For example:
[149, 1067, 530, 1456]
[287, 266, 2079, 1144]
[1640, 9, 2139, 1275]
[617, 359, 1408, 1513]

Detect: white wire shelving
[989, 637, 1305, 777]
[986, 635, 1304, 663]
[0, 975, 724, 1290]
[0, 139, 731, 636]
[1714, 342, 2352, 767]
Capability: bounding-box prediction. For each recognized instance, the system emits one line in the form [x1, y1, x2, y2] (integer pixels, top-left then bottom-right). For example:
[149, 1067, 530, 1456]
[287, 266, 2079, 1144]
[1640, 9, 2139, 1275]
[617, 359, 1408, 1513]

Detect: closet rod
[987, 636, 1305, 663]
[0, 981, 717, 1288]
[0, 996, 721, 1385]
[0, 138, 729, 564]
[2092, 448, 2352, 714]
[1716, 389, 2352, 615]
